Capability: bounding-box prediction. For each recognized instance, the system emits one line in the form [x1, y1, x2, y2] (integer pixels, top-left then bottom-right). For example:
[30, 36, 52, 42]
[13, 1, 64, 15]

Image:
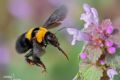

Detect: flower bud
[106, 26, 113, 34]
[107, 47, 116, 54]
[100, 60, 105, 65]
[105, 40, 113, 47]
[80, 52, 88, 59]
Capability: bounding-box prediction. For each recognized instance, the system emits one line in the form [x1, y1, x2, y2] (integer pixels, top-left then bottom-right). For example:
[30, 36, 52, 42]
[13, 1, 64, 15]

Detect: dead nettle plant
[67, 3, 120, 80]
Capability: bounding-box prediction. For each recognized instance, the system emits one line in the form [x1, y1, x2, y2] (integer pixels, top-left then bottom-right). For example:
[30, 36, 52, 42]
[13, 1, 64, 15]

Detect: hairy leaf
[78, 63, 103, 80]
[106, 48, 120, 69]
[87, 46, 102, 63]
[79, 63, 91, 73]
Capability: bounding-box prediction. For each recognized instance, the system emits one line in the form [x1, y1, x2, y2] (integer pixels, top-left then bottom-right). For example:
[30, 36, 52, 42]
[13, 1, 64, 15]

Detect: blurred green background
[0, 0, 120, 80]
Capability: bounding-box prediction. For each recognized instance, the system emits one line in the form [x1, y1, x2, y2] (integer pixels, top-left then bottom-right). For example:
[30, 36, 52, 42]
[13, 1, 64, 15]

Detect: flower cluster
[67, 3, 120, 80]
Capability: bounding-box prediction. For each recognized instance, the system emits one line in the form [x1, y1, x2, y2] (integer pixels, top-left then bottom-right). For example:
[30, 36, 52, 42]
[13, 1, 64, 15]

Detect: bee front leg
[33, 55, 46, 72]
[43, 39, 48, 48]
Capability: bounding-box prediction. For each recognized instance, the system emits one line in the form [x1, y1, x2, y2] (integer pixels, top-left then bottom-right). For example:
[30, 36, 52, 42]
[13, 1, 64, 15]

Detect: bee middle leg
[25, 50, 34, 65]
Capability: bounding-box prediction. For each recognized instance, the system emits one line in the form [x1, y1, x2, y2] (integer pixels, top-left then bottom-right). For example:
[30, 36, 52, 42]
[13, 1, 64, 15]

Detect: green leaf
[73, 63, 91, 80]
[106, 48, 120, 69]
[87, 46, 102, 63]
[79, 63, 91, 73]
[78, 63, 103, 80]
[114, 73, 120, 80]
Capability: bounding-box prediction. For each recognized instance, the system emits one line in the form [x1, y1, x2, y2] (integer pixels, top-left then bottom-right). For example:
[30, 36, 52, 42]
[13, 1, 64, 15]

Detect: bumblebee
[16, 6, 68, 71]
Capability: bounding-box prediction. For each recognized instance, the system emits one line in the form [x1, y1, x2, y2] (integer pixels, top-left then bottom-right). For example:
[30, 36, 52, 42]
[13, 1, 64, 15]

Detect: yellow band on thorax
[36, 27, 48, 43]
[25, 28, 34, 40]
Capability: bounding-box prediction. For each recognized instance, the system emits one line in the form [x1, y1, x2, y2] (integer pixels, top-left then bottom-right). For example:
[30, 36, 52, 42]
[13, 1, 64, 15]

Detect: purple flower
[107, 47, 116, 54]
[105, 40, 113, 47]
[66, 28, 91, 45]
[107, 68, 118, 80]
[80, 52, 88, 59]
[101, 19, 113, 34]
[80, 3, 99, 29]
[109, 19, 120, 48]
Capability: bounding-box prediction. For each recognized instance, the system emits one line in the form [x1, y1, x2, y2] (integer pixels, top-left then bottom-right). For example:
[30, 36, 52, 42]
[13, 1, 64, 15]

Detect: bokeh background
[0, 0, 120, 80]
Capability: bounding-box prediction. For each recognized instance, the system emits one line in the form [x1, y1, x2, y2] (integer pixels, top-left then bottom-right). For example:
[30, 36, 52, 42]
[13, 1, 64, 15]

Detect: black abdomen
[16, 33, 32, 53]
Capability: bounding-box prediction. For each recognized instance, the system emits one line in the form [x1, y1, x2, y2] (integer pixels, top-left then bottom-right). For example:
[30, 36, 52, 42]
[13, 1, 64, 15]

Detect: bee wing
[43, 5, 67, 29]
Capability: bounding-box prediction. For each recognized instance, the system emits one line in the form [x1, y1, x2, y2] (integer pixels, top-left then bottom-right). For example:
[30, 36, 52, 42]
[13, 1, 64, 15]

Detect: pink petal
[91, 8, 99, 25]
[80, 3, 99, 29]
[107, 68, 118, 80]
[83, 3, 91, 13]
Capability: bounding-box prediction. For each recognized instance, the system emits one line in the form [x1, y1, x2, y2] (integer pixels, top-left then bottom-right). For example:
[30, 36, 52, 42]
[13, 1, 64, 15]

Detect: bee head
[45, 32, 69, 60]
[45, 32, 59, 47]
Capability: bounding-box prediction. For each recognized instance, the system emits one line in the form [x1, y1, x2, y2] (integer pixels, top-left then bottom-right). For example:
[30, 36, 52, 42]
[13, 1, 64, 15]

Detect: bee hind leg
[33, 55, 47, 72]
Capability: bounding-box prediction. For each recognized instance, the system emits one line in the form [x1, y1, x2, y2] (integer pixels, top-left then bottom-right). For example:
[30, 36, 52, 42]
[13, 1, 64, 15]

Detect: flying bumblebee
[16, 6, 68, 71]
